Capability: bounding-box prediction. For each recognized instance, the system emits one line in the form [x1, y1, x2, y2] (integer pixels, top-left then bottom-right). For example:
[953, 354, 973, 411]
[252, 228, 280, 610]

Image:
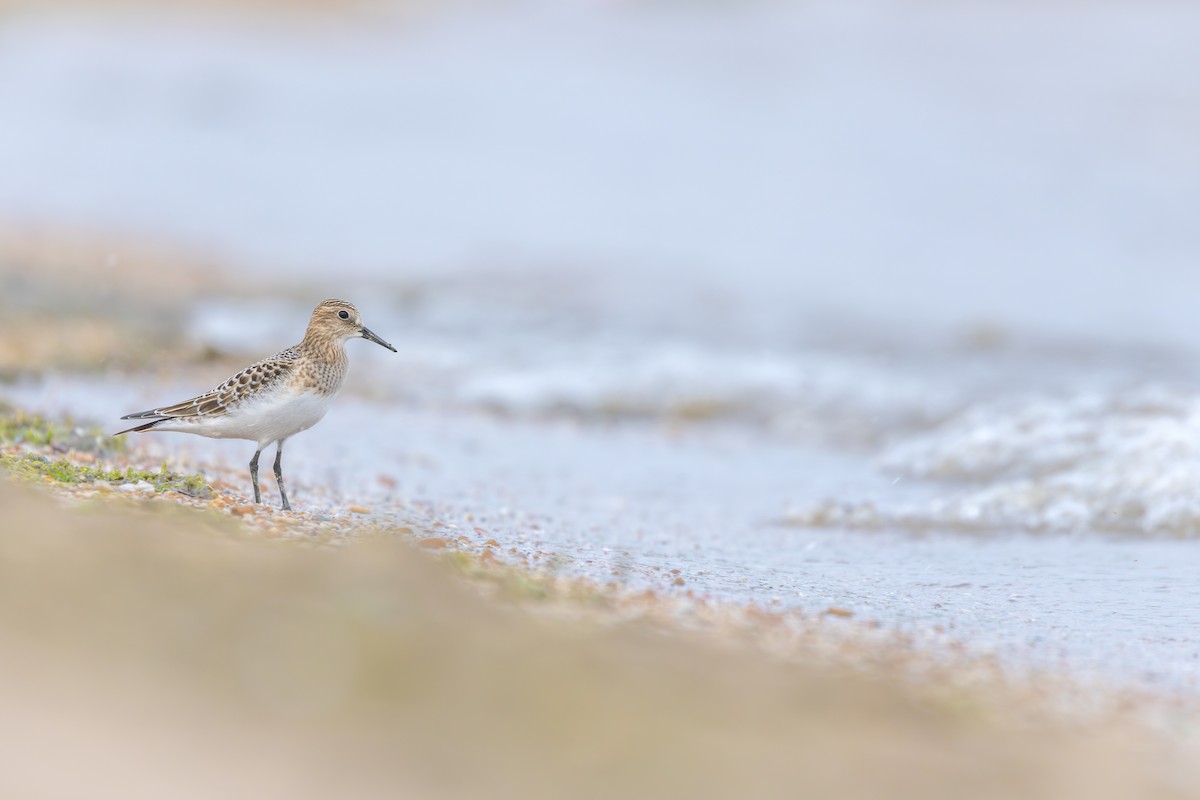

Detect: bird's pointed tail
[113, 418, 167, 436]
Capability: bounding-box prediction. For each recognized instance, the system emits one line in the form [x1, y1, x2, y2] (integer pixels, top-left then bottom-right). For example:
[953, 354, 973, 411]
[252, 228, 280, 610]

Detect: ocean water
[4, 0, 1200, 693]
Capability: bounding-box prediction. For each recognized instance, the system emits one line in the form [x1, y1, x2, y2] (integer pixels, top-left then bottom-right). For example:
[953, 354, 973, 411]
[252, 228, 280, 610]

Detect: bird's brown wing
[119, 348, 300, 422]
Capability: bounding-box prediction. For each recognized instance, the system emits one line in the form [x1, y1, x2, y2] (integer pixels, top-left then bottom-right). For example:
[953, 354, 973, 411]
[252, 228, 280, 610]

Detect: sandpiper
[115, 299, 397, 510]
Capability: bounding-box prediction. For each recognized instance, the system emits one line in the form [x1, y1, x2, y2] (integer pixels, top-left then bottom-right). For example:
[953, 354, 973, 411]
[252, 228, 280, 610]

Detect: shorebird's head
[309, 299, 398, 352]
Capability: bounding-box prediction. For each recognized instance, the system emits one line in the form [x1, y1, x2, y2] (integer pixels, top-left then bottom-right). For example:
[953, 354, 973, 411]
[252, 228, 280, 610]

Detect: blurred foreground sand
[1, 479, 1194, 800]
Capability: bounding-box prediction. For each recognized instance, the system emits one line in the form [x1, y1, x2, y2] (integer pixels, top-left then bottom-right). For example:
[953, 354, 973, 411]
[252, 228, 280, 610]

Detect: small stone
[230, 505, 255, 517]
[348, 505, 371, 514]
[418, 537, 448, 549]
[823, 607, 854, 618]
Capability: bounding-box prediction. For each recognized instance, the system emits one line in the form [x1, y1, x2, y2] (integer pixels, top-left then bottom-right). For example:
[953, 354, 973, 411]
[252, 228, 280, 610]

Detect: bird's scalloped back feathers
[120, 348, 300, 422]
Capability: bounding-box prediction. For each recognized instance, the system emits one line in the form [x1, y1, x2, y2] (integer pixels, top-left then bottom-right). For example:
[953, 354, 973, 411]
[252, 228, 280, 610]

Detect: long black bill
[361, 326, 398, 352]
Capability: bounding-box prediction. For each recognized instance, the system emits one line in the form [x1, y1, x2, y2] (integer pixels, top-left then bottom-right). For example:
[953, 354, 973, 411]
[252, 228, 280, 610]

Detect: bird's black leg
[274, 440, 291, 512]
[249, 449, 262, 504]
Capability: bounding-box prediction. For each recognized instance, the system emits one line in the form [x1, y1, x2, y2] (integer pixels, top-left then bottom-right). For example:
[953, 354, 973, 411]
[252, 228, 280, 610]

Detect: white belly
[155, 390, 336, 448]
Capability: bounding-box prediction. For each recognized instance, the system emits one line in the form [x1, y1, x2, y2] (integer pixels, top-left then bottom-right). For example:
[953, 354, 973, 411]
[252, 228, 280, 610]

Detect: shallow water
[4, 1, 1200, 694]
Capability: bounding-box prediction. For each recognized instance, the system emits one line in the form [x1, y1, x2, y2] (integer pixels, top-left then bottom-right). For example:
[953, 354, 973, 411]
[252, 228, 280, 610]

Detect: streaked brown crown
[301, 299, 362, 347]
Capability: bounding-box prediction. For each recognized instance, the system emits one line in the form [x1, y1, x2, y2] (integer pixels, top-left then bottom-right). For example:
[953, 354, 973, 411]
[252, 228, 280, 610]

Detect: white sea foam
[788, 388, 1200, 536]
[458, 343, 960, 439]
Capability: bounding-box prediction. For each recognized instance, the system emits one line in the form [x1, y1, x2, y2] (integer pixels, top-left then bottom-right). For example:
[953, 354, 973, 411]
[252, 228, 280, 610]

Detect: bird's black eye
[338, 310, 349, 320]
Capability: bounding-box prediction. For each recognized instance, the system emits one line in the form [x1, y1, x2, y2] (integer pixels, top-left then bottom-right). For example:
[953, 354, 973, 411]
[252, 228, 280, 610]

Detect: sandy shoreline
[3, 417, 1200, 798]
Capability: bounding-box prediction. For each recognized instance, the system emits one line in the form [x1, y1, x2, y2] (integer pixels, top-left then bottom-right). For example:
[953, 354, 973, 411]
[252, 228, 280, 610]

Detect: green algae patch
[443, 549, 551, 602]
[1, 454, 212, 499]
[0, 406, 124, 455]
